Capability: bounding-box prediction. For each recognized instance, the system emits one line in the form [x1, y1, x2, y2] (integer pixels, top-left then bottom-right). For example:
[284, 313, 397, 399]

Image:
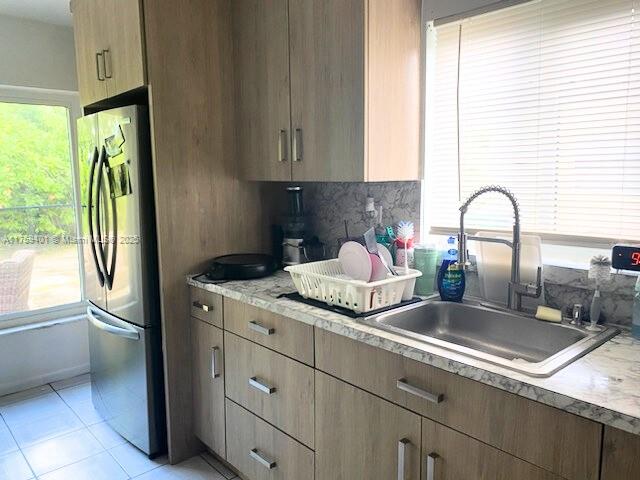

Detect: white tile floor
[0, 375, 236, 480]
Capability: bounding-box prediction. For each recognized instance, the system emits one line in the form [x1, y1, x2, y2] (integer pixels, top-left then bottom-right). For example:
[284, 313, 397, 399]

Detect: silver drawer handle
[426, 452, 438, 480]
[249, 448, 277, 469]
[248, 320, 275, 336]
[192, 301, 212, 312]
[396, 378, 443, 404]
[397, 438, 410, 480]
[249, 376, 276, 395]
[211, 346, 220, 379]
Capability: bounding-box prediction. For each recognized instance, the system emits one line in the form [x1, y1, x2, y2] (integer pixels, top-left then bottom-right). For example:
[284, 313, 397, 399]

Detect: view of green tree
[0, 102, 76, 237]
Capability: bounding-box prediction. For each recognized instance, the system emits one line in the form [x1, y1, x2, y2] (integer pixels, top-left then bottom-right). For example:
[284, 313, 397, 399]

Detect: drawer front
[191, 318, 225, 457]
[422, 417, 563, 480]
[225, 332, 315, 448]
[224, 298, 314, 365]
[226, 399, 314, 480]
[315, 329, 601, 480]
[190, 287, 223, 328]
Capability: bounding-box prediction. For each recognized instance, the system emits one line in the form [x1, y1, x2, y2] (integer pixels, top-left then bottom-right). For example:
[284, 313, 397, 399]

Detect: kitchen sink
[359, 298, 618, 377]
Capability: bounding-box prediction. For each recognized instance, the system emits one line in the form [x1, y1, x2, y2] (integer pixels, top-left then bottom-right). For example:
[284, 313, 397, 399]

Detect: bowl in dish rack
[284, 259, 421, 313]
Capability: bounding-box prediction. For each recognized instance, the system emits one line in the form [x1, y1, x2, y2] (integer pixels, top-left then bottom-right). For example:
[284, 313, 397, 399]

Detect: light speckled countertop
[187, 271, 640, 436]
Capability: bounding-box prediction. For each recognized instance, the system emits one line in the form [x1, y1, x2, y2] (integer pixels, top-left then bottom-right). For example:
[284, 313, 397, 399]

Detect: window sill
[0, 302, 86, 331]
[0, 313, 86, 336]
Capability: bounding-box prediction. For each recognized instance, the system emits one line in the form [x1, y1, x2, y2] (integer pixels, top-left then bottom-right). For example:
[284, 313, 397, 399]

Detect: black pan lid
[213, 253, 275, 266]
[205, 253, 277, 281]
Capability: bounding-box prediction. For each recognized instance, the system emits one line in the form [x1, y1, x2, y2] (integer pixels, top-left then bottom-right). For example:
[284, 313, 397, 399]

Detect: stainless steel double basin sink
[359, 298, 618, 377]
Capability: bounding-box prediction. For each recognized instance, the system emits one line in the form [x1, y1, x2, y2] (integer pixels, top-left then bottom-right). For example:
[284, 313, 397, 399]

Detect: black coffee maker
[281, 186, 324, 265]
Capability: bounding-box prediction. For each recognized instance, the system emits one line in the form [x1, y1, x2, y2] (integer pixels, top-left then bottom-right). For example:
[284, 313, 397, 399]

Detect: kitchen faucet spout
[457, 185, 541, 311]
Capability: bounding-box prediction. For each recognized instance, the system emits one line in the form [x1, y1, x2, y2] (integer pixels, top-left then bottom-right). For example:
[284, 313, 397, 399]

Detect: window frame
[420, 1, 640, 268]
[0, 84, 86, 329]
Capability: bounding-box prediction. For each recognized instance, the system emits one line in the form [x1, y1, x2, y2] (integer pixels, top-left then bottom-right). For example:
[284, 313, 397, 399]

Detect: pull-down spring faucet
[458, 185, 542, 311]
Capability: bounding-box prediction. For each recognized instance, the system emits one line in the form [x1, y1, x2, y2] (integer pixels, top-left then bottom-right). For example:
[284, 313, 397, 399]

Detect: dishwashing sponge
[535, 306, 562, 323]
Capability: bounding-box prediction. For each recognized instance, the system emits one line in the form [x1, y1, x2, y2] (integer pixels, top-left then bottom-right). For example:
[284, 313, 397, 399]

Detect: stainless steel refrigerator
[77, 105, 165, 457]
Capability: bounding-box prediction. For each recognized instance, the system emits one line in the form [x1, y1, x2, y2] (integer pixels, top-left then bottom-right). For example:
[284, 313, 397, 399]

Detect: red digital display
[632, 252, 640, 266]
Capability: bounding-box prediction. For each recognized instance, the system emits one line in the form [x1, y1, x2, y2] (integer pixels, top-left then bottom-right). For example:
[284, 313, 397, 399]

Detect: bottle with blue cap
[437, 236, 466, 302]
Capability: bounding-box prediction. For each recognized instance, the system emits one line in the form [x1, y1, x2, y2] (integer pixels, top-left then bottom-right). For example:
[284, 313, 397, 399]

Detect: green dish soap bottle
[437, 236, 466, 302]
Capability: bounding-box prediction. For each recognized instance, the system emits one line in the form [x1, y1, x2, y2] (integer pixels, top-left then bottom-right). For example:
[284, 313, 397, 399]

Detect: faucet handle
[515, 266, 543, 298]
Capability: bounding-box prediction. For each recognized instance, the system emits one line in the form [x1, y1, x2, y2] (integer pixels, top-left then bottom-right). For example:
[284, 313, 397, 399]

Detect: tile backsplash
[269, 180, 634, 328]
[302, 181, 422, 257]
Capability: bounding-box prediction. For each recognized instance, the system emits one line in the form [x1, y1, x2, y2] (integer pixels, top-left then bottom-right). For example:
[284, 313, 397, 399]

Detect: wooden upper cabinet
[233, 0, 421, 182]
[232, 0, 292, 182]
[71, 0, 146, 106]
[72, 0, 108, 106]
[102, 0, 146, 98]
[289, 0, 366, 182]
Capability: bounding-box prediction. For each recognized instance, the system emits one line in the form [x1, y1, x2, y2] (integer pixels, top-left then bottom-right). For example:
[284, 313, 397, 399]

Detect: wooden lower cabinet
[601, 426, 640, 479]
[315, 371, 422, 480]
[224, 332, 315, 448]
[191, 317, 225, 457]
[422, 417, 563, 480]
[316, 329, 601, 480]
[226, 399, 314, 480]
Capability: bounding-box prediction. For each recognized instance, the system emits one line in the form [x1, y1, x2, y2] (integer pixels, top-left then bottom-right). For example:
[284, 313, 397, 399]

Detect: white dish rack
[285, 259, 421, 314]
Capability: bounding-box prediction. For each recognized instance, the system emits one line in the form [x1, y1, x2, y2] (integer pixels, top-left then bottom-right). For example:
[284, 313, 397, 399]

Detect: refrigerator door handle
[87, 147, 105, 287]
[95, 146, 110, 289]
[87, 306, 140, 340]
[101, 154, 118, 290]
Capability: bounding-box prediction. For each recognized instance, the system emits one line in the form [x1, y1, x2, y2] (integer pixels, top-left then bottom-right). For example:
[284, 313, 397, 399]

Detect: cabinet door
[315, 371, 421, 480]
[191, 318, 225, 457]
[102, 0, 146, 97]
[601, 427, 640, 480]
[422, 417, 563, 480]
[289, 0, 365, 182]
[232, 0, 292, 181]
[72, 0, 109, 106]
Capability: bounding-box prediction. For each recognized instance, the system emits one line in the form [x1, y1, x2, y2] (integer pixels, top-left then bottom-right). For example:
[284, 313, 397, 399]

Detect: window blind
[425, 0, 640, 241]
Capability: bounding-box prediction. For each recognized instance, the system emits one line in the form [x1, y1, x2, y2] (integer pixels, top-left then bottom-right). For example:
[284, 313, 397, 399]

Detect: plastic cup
[414, 247, 439, 295]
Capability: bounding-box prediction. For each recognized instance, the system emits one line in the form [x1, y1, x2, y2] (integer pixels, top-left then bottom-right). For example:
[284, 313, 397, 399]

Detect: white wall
[0, 319, 89, 396]
[423, 0, 504, 21]
[0, 14, 87, 396]
[0, 14, 77, 91]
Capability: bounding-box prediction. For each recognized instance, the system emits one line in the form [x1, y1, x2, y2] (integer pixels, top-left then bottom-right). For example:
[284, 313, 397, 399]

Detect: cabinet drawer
[191, 318, 225, 457]
[315, 329, 601, 480]
[422, 417, 563, 480]
[225, 332, 314, 448]
[224, 298, 314, 365]
[226, 399, 314, 480]
[190, 287, 223, 328]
